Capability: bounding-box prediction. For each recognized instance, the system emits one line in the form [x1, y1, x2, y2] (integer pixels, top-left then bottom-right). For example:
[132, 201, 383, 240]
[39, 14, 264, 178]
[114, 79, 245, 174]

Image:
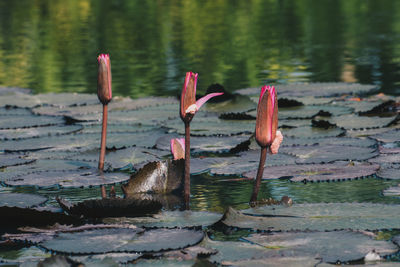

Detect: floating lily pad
[128, 259, 196, 267]
[334, 99, 384, 113]
[222, 203, 400, 231]
[0, 153, 35, 168]
[0, 106, 33, 116]
[57, 197, 162, 218]
[371, 129, 400, 143]
[191, 152, 296, 175]
[383, 185, 400, 197]
[358, 100, 399, 117]
[379, 145, 400, 154]
[103, 210, 222, 228]
[282, 136, 376, 148]
[155, 133, 251, 154]
[220, 257, 321, 267]
[163, 116, 254, 136]
[280, 144, 378, 164]
[0, 193, 47, 208]
[235, 83, 378, 97]
[331, 114, 396, 130]
[242, 231, 396, 263]
[79, 123, 155, 134]
[0, 86, 31, 95]
[0, 113, 65, 130]
[276, 105, 352, 120]
[282, 125, 345, 138]
[0, 93, 41, 108]
[202, 94, 256, 113]
[4, 169, 130, 188]
[369, 154, 400, 165]
[376, 166, 400, 180]
[243, 162, 379, 182]
[40, 228, 204, 254]
[0, 124, 83, 140]
[72, 253, 141, 265]
[35, 93, 99, 107]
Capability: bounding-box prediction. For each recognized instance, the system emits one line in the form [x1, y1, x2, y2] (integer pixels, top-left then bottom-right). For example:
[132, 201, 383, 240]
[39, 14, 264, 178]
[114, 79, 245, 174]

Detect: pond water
[1, 0, 400, 97]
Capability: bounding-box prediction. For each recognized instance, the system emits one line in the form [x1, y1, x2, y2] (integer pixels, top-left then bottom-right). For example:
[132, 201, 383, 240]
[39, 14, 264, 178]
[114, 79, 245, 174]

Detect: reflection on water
[1, 0, 400, 96]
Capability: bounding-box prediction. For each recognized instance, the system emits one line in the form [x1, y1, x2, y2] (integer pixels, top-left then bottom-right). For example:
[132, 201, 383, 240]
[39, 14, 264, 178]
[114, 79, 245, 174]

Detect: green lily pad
[242, 231, 396, 263]
[0, 106, 33, 116]
[277, 105, 352, 120]
[219, 257, 321, 267]
[0, 124, 83, 140]
[379, 145, 400, 154]
[0, 93, 41, 108]
[0, 113, 65, 130]
[335, 99, 384, 113]
[35, 93, 99, 107]
[371, 129, 400, 143]
[0, 193, 47, 208]
[331, 114, 396, 130]
[222, 203, 400, 231]
[79, 123, 155, 134]
[377, 166, 400, 180]
[103, 210, 222, 228]
[369, 154, 400, 165]
[244, 162, 378, 182]
[72, 253, 141, 265]
[282, 125, 345, 138]
[40, 228, 204, 254]
[4, 169, 130, 188]
[235, 83, 378, 97]
[283, 136, 377, 148]
[280, 144, 378, 164]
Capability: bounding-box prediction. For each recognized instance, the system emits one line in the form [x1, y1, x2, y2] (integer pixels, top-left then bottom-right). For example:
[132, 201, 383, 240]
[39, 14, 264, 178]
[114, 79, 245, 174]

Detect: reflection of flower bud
[255, 85, 278, 147]
[170, 138, 185, 160]
[180, 72, 223, 123]
[97, 54, 112, 105]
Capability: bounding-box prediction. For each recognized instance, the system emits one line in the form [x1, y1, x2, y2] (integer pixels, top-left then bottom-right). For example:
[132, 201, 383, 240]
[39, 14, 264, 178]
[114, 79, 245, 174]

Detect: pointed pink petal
[170, 139, 176, 156]
[195, 92, 224, 110]
[270, 130, 283, 154]
[176, 138, 185, 149]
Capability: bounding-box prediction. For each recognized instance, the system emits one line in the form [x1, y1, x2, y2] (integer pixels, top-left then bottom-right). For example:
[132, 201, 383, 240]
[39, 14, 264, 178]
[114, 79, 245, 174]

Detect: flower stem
[98, 104, 108, 171]
[184, 121, 191, 209]
[250, 146, 268, 203]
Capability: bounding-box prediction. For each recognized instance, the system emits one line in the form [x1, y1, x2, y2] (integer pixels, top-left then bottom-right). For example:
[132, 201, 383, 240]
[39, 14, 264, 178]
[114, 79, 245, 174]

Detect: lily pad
[4, 169, 130, 188]
[0, 93, 41, 108]
[371, 129, 400, 143]
[103, 210, 222, 228]
[243, 162, 379, 182]
[242, 231, 396, 263]
[191, 152, 296, 175]
[0, 153, 35, 168]
[331, 114, 396, 130]
[0, 106, 33, 116]
[235, 83, 378, 97]
[282, 136, 377, 148]
[280, 144, 378, 164]
[0, 193, 47, 208]
[0, 86, 31, 95]
[222, 203, 400, 231]
[220, 257, 321, 267]
[0, 113, 65, 130]
[35, 93, 99, 107]
[0, 124, 83, 140]
[40, 228, 204, 254]
[383, 185, 400, 197]
[276, 105, 352, 120]
[282, 125, 345, 138]
[72, 253, 141, 265]
[202, 94, 256, 113]
[369, 154, 400, 165]
[376, 166, 400, 180]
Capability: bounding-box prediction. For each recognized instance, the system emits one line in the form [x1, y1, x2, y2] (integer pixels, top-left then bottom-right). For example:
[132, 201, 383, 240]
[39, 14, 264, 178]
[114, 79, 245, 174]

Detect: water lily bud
[170, 138, 185, 160]
[97, 54, 112, 105]
[255, 85, 278, 147]
[180, 72, 198, 122]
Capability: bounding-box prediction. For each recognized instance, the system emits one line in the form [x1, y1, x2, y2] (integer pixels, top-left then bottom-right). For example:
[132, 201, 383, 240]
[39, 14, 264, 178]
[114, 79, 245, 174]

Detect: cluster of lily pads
[1, 81, 400, 265]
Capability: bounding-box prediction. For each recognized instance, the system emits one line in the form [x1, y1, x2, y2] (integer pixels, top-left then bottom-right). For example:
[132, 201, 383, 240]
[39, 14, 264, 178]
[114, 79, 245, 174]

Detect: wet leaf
[40, 228, 204, 254]
[369, 154, 400, 165]
[282, 125, 345, 138]
[282, 136, 377, 148]
[0, 153, 35, 168]
[280, 144, 378, 164]
[331, 114, 396, 130]
[0, 113, 65, 130]
[103, 210, 222, 228]
[0, 93, 41, 108]
[222, 203, 400, 231]
[243, 162, 379, 182]
[376, 166, 400, 180]
[0, 193, 47, 208]
[371, 129, 400, 143]
[35, 93, 98, 107]
[0, 124, 83, 140]
[4, 169, 130, 188]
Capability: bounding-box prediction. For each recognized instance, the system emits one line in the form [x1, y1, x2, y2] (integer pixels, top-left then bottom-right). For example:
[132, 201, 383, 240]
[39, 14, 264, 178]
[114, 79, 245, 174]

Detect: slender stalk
[184, 121, 191, 209]
[98, 104, 108, 171]
[250, 146, 268, 203]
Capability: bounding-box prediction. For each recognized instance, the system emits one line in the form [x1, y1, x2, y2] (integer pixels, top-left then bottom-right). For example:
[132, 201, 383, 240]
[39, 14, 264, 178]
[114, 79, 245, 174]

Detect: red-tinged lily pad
[243, 162, 379, 182]
[0, 113, 65, 130]
[39, 228, 204, 254]
[371, 129, 400, 143]
[103, 210, 222, 228]
[191, 153, 296, 176]
[331, 114, 396, 130]
[155, 133, 251, 154]
[379, 145, 400, 154]
[4, 169, 130, 188]
[223, 203, 400, 231]
[0, 153, 35, 168]
[0, 124, 83, 140]
[376, 166, 400, 180]
[235, 83, 378, 97]
[57, 197, 162, 218]
[0, 193, 47, 208]
[280, 144, 378, 164]
[241, 231, 396, 264]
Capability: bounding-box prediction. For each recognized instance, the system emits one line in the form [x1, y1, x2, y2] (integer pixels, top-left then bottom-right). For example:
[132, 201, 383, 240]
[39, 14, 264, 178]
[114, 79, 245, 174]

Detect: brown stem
[184, 121, 191, 209]
[98, 104, 108, 171]
[250, 146, 268, 203]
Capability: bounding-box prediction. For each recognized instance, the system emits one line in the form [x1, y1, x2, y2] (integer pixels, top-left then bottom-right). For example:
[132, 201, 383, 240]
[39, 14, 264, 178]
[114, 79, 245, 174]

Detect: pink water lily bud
[97, 54, 112, 105]
[180, 72, 223, 122]
[170, 138, 185, 160]
[270, 130, 283, 154]
[255, 85, 278, 147]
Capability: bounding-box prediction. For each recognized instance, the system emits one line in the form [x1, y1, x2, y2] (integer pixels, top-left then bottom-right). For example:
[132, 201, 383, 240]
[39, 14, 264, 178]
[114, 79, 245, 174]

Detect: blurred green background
[0, 0, 400, 97]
